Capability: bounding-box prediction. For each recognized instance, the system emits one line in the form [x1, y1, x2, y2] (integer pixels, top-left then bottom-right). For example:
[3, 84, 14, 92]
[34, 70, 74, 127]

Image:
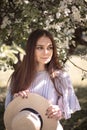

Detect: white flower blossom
[56, 12, 61, 19]
[48, 15, 54, 22]
[66, 0, 73, 3]
[67, 29, 75, 34]
[72, 6, 81, 22]
[82, 32, 87, 42]
[56, 25, 61, 32]
[15, 19, 22, 23]
[33, 19, 37, 22]
[24, 0, 29, 4]
[86, 15, 87, 20]
[1, 16, 11, 29]
[0, 53, 6, 58]
[9, 13, 14, 17]
[43, 11, 48, 15]
[45, 20, 50, 26]
[64, 8, 71, 16]
[49, 24, 61, 32]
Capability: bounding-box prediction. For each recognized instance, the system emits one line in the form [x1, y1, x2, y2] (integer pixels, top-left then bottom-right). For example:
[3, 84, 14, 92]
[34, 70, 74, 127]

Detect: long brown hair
[10, 29, 62, 95]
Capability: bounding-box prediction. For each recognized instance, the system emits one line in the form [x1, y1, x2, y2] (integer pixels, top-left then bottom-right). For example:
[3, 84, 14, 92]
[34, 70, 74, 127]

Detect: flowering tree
[0, 0, 87, 75]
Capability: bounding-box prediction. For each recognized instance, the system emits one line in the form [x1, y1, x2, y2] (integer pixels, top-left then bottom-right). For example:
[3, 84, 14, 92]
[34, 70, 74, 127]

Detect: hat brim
[4, 93, 57, 130]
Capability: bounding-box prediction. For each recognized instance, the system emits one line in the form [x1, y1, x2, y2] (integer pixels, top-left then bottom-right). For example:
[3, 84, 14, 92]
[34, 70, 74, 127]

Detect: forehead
[36, 36, 52, 46]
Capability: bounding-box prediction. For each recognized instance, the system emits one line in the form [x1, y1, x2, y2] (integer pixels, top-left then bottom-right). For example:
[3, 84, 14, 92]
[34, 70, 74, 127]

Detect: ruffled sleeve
[54, 70, 81, 119]
[5, 87, 13, 109]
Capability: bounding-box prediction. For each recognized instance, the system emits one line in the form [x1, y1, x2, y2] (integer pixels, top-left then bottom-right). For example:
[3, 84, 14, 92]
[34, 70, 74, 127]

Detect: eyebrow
[36, 44, 53, 46]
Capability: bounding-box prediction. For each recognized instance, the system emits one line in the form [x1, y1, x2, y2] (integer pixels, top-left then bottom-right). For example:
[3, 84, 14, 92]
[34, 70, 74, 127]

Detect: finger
[18, 91, 28, 98]
[47, 105, 60, 111]
[46, 108, 62, 119]
[25, 90, 29, 97]
[23, 91, 28, 98]
[13, 93, 19, 98]
[48, 111, 57, 118]
[46, 108, 56, 117]
[50, 111, 63, 120]
[46, 105, 58, 114]
[47, 105, 53, 111]
[25, 89, 29, 93]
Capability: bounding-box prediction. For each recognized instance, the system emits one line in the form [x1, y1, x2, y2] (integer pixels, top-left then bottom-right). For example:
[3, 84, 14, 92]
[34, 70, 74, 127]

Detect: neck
[36, 64, 46, 72]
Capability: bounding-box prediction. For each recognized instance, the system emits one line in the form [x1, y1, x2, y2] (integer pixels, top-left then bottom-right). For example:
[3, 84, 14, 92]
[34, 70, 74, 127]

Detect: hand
[13, 89, 29, 99]
[46, 105, 63, 120]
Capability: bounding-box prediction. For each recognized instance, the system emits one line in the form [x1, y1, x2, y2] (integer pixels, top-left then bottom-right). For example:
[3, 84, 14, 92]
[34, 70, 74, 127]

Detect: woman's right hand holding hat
[13, 89, 29, 99]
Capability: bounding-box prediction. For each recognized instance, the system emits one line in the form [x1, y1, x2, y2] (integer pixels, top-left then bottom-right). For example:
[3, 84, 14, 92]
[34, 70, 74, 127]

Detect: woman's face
[35, 36, 53, 68]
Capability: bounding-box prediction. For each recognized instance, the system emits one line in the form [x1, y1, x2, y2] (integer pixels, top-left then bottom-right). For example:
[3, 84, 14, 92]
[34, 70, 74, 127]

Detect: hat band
[21, 108, 43, 130]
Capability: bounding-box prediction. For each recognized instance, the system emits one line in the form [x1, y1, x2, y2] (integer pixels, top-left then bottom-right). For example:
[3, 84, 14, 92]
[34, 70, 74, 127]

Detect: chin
[44, 60, 51, 64]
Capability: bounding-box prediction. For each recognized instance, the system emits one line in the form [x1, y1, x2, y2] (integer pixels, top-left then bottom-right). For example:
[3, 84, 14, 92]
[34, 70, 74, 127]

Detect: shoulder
[54, 68, 69, 79]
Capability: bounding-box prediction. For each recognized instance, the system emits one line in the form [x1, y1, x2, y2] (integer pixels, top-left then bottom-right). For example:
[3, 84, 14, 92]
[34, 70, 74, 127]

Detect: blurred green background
[0, 0, 87, 130]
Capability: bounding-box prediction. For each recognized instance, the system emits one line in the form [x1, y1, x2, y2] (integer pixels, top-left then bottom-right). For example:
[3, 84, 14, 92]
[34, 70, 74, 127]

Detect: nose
[44, 49, 48, 54]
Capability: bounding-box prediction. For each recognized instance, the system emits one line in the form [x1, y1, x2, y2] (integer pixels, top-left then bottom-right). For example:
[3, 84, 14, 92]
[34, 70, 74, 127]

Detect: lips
[41, 57, 49, 59]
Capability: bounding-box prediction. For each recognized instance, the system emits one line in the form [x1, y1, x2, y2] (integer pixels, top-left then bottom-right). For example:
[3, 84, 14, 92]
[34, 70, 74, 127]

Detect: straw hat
[4, 93, 57, 130]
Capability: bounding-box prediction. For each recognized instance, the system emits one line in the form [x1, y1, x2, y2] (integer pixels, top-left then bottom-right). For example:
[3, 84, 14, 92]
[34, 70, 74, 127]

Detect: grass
[0, 86, 6, 130]
[0, 55, 87, 130]
[61, 85, 87, 130]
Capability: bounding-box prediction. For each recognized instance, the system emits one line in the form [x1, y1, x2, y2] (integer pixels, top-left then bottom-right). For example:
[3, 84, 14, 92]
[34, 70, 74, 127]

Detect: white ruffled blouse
[5, 70, 81, 120]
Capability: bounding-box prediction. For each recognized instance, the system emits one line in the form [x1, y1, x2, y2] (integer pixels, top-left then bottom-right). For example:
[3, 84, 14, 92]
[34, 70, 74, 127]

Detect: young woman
[5, 29, 81, 130]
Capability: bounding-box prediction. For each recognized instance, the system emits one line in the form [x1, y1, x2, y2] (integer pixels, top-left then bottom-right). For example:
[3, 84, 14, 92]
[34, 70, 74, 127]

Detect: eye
[48, 46, 53, 50]
[36, 46, 43, 50]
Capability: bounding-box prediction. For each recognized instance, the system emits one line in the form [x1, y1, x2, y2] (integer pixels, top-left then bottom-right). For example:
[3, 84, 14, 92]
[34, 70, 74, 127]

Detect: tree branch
[67, 57, 87, 72]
